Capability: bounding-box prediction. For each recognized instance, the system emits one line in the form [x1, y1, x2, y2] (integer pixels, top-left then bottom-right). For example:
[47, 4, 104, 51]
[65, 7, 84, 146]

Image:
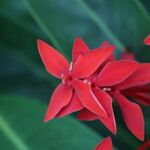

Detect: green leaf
[0, 95, 102, 150]
[0, 13, 58, 95]
[24, 0, 150, 54]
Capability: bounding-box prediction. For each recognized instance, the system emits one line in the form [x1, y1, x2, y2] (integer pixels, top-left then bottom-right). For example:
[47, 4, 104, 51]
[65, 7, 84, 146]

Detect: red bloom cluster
[37, 35, 150, 149]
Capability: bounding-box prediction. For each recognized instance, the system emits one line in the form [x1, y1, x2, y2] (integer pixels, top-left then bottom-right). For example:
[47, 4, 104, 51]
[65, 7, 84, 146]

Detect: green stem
[0, 115, 30, 150]
[76, 0, 125, 51]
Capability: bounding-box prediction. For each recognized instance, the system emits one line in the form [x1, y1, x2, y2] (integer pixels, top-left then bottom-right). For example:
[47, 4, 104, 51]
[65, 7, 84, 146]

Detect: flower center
[61, 74, 72, 85]
[61, 61, 74, 85]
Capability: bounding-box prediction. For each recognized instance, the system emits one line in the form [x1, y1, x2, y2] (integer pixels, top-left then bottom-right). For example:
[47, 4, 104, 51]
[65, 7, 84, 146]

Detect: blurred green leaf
[0, 95, 103, 150]
[0, 0, 149, 149]
[0, 12, 57, 96]
[24, 0, 150, 54]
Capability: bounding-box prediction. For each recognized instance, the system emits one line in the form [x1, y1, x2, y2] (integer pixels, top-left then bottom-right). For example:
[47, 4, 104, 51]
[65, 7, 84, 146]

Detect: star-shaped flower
[78, 38, 150, 140]
[37, 38, 115, 122]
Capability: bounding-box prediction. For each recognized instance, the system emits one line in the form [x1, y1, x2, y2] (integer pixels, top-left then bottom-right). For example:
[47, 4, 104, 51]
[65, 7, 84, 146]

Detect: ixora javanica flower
[37, 38, 116, 121]
[77, 63, 148, 140]
[37, 36, 150, 149]
[78, 36, 150, 141]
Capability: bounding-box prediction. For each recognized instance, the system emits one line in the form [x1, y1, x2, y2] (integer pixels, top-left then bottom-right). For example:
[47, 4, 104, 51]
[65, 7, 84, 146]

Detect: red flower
[94, 137, 113, 150]
[37, 37, 149, 142]
[78, 59, 140, 134]
[137, 140, 150, 150]
[37, 38, 115, 122]
[144, 35, 150, 45]
[78, 45, 150, 140]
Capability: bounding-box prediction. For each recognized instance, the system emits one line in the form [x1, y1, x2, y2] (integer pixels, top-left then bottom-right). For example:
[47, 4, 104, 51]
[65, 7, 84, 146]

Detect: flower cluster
[37, 35, 150, 150]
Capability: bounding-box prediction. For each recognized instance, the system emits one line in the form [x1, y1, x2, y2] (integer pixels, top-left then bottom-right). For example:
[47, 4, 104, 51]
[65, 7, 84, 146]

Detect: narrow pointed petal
[144, 35, 150, 45]
[78, 89, 116, 134]
[72, 37, 90, 61]
[113, 93, 144, 141]
[96, 60, 139, 87]
[77, 109, 98, 121]
[130, 93, 150, 106]
[93, 89, 116, 134]
[123, 85, 150, 93]
[44, 83, 72, 122]
[95, 137, 113, 150]
[71, 46, 115, 78]
[97, 41, 115, 63]
[56, 93, 84, 118]
[71, 79, 107, 118]
[37, 39, 69, 78]
[117, 63, 150, 90]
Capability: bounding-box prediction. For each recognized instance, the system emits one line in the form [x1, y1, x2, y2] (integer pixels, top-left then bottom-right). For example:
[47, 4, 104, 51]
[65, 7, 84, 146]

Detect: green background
[0, 0, 150, 149]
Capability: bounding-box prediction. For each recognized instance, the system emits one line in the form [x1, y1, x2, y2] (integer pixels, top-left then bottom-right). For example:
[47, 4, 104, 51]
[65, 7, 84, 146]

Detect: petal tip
[37, 39, 45, 51]
[44, 114, 53, 123]
[37, 39, 43, 46]
[43, 114, 50, 122]
[112, 127, 117, 135]
[138, 133, 145, 141]
[144, 35, 150, 45]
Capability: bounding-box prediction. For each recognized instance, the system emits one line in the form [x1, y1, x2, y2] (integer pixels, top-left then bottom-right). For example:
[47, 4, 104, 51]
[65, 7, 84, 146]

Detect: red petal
[71, 46, 115, 78]
[93, 89, 116, 134]
[98, 41, 115, 64]
[71, 79, 107, 118]
[130, 93, 150, 106]
[95, 137, 113, 150]
[37, 39, 69, 78]
[144, 35, 150, 45]
[78, 89, 116, 134]
[122, 85, 150, 93]
[120, 51, 135, 60]
[113, 93, 144, 141]
[77, 109, 98, 121]
[56, 92, 84, 118]
[72, 37, 90, 61]
[44, 83, 72, 122]
[117, 63, 150, 90]
[106, 54, 115, 62]
[100, 41, 111, 47]
[96, 60, 139, 87]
